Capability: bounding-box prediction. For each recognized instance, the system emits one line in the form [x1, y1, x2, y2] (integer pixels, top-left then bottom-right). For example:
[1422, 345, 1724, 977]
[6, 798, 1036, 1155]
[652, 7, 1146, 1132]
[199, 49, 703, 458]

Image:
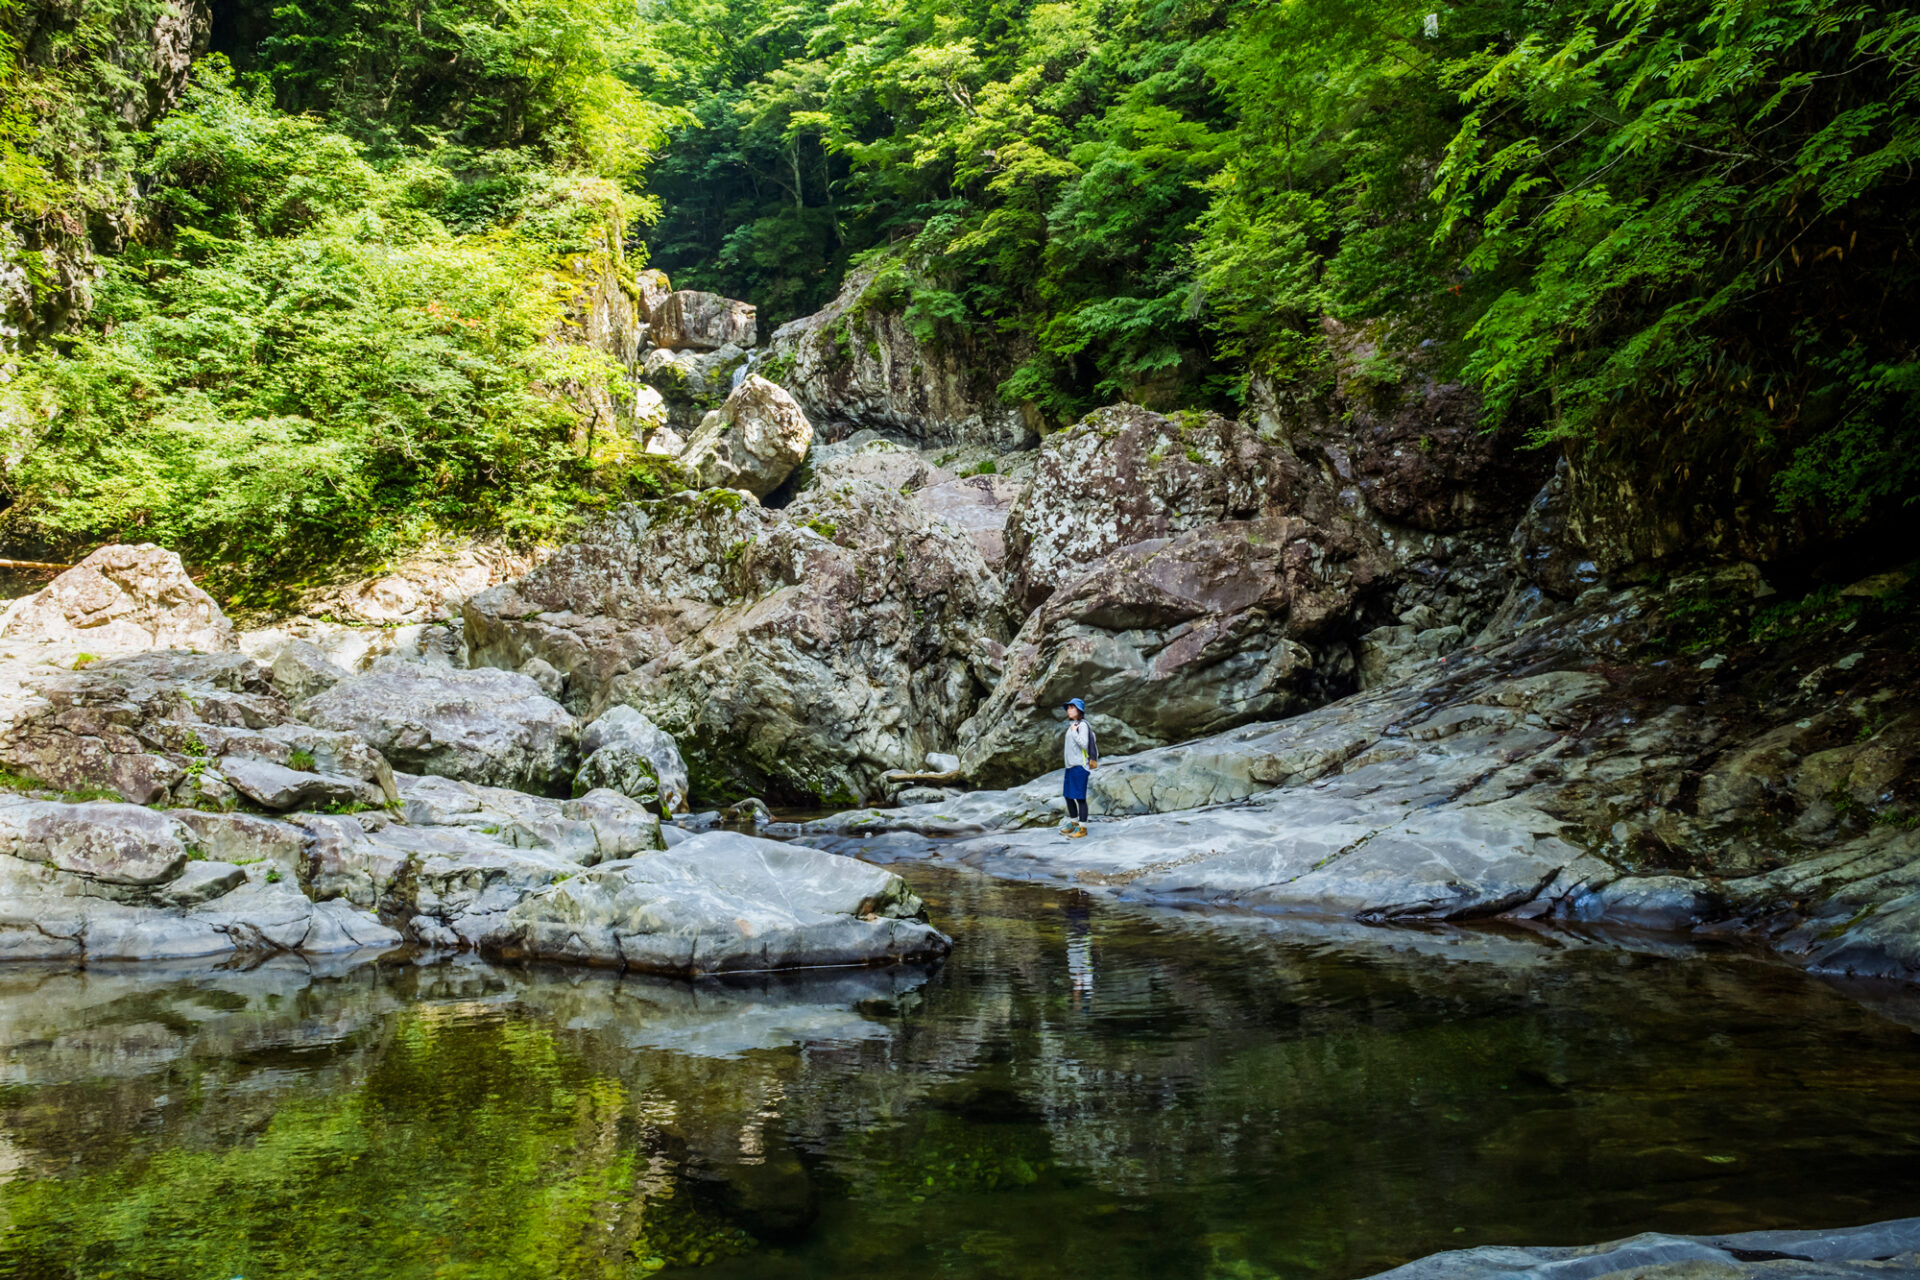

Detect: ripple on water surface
[2, 865, 1919, 1280]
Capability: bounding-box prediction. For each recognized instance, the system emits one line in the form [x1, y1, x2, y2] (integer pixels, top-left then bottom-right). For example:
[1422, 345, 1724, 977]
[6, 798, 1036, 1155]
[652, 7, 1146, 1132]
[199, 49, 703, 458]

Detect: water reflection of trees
[3, 870, 1920, 1279]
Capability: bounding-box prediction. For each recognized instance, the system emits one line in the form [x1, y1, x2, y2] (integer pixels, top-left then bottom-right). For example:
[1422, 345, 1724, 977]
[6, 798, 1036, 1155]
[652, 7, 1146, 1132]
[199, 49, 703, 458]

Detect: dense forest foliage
[643, 0, 1920, 513]
[1, 0, 1915, 589]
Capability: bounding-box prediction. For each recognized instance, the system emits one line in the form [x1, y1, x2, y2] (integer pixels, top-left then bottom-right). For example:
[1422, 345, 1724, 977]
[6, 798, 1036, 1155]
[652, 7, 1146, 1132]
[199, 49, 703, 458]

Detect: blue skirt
[1063, 765, 1089, 801]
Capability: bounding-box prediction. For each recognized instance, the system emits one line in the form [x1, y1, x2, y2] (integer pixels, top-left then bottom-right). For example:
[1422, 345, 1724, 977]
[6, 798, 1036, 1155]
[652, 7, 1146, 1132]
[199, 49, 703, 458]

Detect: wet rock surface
[1366, 1220, 1920, 1280]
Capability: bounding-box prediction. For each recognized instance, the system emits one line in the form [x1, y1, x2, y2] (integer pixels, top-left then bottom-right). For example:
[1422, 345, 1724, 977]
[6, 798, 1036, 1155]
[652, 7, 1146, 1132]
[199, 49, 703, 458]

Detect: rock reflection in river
[3, 866, 1920, 1280]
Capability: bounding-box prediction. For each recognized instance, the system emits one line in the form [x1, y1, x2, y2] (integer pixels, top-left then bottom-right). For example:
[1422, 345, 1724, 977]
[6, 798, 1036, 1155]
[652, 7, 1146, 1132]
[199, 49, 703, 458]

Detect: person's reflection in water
[1063, 889, 1095, 1012]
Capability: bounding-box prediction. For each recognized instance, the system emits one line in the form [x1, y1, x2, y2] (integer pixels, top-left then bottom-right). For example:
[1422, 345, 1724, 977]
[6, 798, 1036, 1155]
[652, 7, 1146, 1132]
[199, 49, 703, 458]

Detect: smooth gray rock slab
[1364, 1219, 1920, 1280]
[0, 796, 189, 885]
[154, 860, 248, 908]
[300, 661, 578, 792]
[480, 831, 951, 975]
[218, 754, 375, 812]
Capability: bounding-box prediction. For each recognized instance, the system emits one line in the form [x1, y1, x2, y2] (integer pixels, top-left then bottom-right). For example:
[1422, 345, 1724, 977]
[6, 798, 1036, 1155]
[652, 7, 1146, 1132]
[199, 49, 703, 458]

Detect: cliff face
[1, 0, 209, 348]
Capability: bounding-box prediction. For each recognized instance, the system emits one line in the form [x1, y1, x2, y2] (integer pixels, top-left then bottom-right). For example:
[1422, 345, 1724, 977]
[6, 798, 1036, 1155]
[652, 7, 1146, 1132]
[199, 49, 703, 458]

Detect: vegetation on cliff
[2, 0, 1916, 588]
[1, 0, 679, 594]
[645, 0, 1920, 521]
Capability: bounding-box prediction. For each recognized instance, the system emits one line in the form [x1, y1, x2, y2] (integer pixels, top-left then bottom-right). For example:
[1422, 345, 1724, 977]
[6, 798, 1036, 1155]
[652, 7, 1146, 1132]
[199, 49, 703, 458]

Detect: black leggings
[1066, 797, 1089, 822]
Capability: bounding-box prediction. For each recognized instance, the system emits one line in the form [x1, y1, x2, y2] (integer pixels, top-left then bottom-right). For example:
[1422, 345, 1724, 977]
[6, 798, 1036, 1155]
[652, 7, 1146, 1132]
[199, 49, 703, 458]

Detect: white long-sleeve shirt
[1063, 720, 1097, 769]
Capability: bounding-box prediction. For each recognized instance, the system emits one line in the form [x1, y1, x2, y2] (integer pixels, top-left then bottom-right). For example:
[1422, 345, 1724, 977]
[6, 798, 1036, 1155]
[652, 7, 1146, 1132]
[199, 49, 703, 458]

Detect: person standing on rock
[1061, 698, 1099, 838]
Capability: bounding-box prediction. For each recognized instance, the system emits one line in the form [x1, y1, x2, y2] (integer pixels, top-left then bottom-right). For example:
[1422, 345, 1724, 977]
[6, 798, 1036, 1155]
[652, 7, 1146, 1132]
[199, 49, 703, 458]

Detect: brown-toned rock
[649, 290, 757, 351]
[0, 543, 233, 653]
[960, 515, 1388, 785]
[1001, 404, 1337, 614]
[1249, 322, 1548, 536]
[914, 472, 1026, 568]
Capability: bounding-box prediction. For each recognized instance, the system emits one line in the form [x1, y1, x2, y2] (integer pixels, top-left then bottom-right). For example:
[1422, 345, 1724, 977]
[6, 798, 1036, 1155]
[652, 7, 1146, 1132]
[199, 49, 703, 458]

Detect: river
[3, 863, 1919, 1279]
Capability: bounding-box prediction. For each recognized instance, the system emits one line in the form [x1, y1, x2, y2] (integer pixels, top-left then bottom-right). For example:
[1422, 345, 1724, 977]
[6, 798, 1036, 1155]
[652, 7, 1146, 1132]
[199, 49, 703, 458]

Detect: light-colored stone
[0, 796, 189, 885]
[269, 639, 349, 704]
[217, 754, 378, 812]
[296, 540, 543, 627]
[1363, 1218, 1920, 1280]
[913, 472, 1026, 568]
[649, 290, 757, 351]
[299, 661, 578, 793]
[575, 705, 689, 811]
[679, 375, 814, 498]
[0, 544, 232, 653]
[479, 832, 951, 974]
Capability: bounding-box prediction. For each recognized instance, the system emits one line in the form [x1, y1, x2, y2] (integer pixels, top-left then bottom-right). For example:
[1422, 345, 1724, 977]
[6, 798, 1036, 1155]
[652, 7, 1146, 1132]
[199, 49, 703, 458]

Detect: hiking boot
[1065, 826, 1088, 839]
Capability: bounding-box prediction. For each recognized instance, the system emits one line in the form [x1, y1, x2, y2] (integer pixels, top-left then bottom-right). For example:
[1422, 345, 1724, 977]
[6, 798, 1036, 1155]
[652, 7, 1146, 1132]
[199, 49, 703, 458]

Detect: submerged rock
[0, 543, 233, 653]
[1363, 1218, 1920, 1280]
[478, 831, 951, 975]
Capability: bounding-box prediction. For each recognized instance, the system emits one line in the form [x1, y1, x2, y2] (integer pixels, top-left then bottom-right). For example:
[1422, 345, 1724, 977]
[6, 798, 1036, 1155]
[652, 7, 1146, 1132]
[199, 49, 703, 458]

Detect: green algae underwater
[3, 865, 1920, 1280]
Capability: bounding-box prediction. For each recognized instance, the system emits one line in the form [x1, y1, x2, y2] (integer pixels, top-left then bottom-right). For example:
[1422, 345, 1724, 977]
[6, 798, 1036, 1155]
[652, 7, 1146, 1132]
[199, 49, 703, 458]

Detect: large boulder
[0, 796, 399, 962]
[959, 515, 1388, 786]
[1001, 404, 1342, 614]
[914, 472, 1026, 569]
[0, 650, 393, 806]
[649, 290, 757, 351]
[764, 263, 1036, 452]
[679, 375, 814, 497]
[465, 478, 1009, 804]
[294, 539, 543, 627]
[0, 796, 191, 885]
[1247, 320, 1548, 535]
[0, 543, 233, 653]
[640, 344, 750, 432]
[575, 705, 690, 812]
[299, 661, 579, 794]
[301, 774, 663, 945]
[478, 831, 951, 974]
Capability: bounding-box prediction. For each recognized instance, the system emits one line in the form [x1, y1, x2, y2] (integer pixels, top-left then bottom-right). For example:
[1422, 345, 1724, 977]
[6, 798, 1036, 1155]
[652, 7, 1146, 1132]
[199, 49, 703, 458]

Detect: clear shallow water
[3, 866, 1920, 1280]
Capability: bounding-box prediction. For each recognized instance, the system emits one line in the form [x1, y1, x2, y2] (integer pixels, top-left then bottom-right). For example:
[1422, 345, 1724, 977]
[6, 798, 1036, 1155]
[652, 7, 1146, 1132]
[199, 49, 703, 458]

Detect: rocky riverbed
[800, 571, 1920, 982]
[0, 266, 1914, 990]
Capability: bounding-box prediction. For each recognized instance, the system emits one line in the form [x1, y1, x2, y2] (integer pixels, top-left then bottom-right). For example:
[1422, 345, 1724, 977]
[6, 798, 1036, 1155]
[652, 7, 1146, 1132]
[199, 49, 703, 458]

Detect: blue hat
[1063, 698, 1086, 713]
